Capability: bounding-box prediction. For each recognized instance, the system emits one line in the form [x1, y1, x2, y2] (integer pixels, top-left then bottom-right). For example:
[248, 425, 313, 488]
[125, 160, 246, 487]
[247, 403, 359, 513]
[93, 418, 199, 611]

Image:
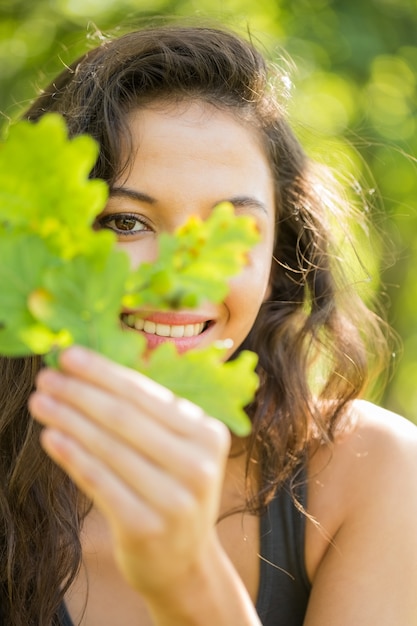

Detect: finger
[39, 427, 164, 537]
[56, 346, 206, 436]
[29, 389, 226, 497]
[37, 346, 205, 436]
[35, 364, 230, 461]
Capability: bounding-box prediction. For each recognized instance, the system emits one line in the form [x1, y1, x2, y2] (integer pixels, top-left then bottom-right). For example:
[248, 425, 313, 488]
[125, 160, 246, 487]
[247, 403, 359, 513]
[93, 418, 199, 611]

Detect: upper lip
[121, 310, 214, 325]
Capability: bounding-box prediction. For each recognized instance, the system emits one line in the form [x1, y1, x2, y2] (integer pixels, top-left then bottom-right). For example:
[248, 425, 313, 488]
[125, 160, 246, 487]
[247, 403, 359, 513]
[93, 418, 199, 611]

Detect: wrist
[144, 533, 260, 626]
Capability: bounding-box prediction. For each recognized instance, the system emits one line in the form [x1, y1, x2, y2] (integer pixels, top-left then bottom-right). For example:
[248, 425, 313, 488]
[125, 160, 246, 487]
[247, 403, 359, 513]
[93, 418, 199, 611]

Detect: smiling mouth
[120, 313, 209, 338]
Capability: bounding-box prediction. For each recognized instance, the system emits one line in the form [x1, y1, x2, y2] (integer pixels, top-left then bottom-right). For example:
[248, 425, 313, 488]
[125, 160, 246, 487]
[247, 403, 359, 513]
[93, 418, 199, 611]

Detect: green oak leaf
[0, 233, 65, 355]
[31, 249, 141, 359]
[0, 114, 108, 258]
[140, 341, 257, 436]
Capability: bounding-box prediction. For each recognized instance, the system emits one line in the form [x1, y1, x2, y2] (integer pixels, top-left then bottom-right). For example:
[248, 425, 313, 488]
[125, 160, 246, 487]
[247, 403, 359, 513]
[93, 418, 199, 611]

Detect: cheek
[228, 252, 272, 315]
[116, 238, 158, 269]
[247, 241, 274, 300]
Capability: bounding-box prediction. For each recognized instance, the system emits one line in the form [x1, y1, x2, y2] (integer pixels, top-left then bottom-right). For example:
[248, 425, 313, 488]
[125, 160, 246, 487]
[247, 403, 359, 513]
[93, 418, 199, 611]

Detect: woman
[1, 24, 416, 625]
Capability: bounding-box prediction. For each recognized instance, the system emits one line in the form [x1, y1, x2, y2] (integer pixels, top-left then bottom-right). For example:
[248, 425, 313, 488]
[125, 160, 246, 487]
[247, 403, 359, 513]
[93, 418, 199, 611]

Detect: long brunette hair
[0, 24, 389, 623]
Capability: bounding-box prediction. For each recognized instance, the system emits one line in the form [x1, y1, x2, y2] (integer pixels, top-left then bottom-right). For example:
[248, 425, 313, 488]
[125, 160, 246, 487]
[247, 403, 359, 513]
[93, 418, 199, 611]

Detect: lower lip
[123, 323, 211, 354]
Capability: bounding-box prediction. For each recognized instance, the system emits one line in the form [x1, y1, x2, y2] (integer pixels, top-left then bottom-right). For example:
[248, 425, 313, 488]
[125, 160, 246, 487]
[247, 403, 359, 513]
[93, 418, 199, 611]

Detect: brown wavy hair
[0, 24, 390, 624]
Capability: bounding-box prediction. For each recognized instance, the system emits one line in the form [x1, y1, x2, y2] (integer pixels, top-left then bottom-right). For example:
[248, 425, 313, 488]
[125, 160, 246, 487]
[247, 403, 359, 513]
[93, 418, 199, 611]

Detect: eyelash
[96, 213, 152, 237]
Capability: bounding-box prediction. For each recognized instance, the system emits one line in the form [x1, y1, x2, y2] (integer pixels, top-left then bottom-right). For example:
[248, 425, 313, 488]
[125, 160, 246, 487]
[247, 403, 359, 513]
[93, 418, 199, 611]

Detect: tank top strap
[255, 463, 311, 625]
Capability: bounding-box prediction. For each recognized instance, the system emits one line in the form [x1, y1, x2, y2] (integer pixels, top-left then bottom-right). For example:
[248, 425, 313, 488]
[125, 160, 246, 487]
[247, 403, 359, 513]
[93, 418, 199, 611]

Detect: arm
[305, 401, 417, 625]
[29, 346, 261, 625]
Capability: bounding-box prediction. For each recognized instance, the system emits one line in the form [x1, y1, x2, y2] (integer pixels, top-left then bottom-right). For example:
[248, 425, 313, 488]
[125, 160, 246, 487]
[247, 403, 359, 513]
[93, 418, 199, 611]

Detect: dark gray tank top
[255, 467, 311, 624]
[59, 468, 311, 625]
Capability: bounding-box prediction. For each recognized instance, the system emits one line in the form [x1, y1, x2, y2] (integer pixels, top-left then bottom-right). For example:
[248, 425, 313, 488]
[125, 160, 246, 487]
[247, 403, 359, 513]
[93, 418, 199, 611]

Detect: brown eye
[96, 213, 151, 236]
[113, 216, 138, 231]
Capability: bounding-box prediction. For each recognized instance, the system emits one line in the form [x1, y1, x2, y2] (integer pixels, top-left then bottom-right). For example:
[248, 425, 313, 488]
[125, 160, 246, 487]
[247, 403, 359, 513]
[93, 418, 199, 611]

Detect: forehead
[122, 100, 273, 189]
[126, 99, 267, 156]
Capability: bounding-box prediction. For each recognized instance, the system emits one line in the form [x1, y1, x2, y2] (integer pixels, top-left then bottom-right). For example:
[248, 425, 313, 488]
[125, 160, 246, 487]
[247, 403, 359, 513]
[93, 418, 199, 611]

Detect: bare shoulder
[339, 399, 417, 491]
[350, 398, 417, 450]
[338, 399, 417, 478]
[304, 401, 417, 624]
[308, 399, 417, 496]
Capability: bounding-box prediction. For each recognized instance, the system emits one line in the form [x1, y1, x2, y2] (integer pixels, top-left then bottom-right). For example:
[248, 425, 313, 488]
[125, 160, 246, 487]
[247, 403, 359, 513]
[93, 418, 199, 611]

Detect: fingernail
[37, 368, 62, 390]
[61, 346, 88, 367]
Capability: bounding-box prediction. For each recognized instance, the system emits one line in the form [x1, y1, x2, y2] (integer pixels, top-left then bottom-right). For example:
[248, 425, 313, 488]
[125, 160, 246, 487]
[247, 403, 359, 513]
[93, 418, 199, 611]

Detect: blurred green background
[1, 0, 416, 422]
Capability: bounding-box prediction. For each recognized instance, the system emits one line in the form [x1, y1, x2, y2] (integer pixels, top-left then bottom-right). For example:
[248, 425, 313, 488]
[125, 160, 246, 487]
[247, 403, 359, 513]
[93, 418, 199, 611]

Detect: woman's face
[97, 101, 275, 357]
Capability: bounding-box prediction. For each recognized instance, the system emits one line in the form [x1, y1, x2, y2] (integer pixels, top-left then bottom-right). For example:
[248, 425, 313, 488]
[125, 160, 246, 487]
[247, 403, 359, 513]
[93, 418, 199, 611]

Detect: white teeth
[134, 318, 145, 330]
[184, 324, 196, 337]
[170, 325, 185, 338]
[143, 320, 156, 333]
[122, 315, 206, 338]
[155, 323, 171, 337]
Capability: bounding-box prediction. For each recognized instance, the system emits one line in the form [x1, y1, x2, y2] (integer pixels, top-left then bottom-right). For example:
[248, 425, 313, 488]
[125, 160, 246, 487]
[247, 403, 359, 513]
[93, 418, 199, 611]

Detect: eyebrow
[224, 195, 268, 214]
[110, 187, 156, 204]
[109, 187, 267, 213]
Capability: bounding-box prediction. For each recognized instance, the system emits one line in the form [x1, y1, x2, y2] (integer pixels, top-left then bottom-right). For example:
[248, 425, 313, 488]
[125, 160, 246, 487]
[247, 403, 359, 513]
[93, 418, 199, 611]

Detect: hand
[29, 346, 231, 597]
